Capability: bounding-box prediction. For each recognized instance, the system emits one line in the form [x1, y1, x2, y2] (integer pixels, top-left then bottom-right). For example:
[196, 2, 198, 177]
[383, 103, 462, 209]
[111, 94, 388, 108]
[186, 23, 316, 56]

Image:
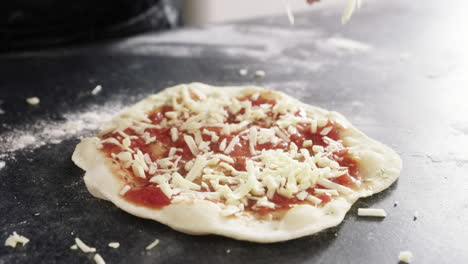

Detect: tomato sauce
[101, 96, 360, 213]
[124, 186, 171, 208]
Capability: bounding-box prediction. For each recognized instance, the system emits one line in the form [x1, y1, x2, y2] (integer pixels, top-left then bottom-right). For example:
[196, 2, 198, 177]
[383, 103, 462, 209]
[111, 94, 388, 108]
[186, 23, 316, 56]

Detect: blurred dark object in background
[0, 0, 181, 51]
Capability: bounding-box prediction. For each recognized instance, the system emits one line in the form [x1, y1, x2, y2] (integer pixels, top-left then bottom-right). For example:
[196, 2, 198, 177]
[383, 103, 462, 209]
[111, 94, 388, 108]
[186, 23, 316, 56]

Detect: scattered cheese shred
[26, 97, 40, 105]
[239, 69, 248, 76]
[4, 232, 29, 248]
[108, 242, 120, 248]
[357, 208, 387, 217]
[94, 253, 106, 264]
[70, 244, 78, 250]
[75, 237, 96, 253]
[91, 85, 102, 95]
[255, 70, 266, 78]
[145, 239, 160, 250]
[399, 250, 413, 263]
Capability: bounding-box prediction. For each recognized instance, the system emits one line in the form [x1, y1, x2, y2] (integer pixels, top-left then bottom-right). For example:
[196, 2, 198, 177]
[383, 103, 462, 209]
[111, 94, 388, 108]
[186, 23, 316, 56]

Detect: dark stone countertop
[1, 0, 467, 263]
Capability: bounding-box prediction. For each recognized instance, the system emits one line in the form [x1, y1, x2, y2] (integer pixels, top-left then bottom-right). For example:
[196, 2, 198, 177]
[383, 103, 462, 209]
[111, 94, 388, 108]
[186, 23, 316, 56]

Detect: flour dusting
[317, 37, 372, 53]
[0, 102, 123, 160]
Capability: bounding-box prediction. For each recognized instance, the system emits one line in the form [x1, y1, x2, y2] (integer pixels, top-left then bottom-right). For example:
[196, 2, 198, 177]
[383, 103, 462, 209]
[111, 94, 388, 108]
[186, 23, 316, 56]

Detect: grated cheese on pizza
[97, 85, 361, 218]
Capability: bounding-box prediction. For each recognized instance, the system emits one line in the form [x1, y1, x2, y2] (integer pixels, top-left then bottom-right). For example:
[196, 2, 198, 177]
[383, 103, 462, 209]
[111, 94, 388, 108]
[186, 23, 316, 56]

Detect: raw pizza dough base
[72, 83, 402, 243]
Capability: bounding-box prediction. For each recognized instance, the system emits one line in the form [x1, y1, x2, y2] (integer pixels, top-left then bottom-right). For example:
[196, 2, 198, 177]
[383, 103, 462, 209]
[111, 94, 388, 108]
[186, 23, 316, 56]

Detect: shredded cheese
[119, 185, 131, 195]
[285, 2, 294, 25]
[94, 254, 106, 264]
[4, 232, 29, 248]
[184, 135, 199, 155]
[26, 97, 40, 105]
[399, 251, 413, 263]
[255, 70, 266, 78]
[224, 136, 239, 154]
[108, 242, 120, 248]
[75, 237, 96, 253]
[239, 69, 248, 76]
[357, 208, 387, 217]
[145, 239, 160, 250]
[91, 85, 102, 95]
[101, 85, 361, 216]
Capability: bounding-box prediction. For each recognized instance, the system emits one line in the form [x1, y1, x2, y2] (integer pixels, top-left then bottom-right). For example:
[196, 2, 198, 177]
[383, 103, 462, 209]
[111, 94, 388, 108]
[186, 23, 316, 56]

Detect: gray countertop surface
[1, 0, 467, 263]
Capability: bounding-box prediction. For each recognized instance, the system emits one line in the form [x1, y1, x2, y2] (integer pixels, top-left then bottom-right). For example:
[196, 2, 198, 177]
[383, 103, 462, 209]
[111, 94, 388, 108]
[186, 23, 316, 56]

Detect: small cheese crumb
[226, 249, 231, 254]
[399, 250, 413, 263]
[94, 253, 106, 264]
[108, 242, 120, 248]
[239, 69, 248, 76]
[145, 239, 160, 250]
[4, 232, 29, 248]
[170, 127, 179, 142]
[91, 85, 102, 95]
[26, 97, 40, 105]
[70, 244, 78, 250]
[255, 70, 266, 78]
[75, 237, 96, 253]
[357, 208, 387, 217]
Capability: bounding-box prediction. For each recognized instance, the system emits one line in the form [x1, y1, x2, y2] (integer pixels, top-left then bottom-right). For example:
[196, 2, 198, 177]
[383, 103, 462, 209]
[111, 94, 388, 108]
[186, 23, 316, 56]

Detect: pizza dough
[72, 83, 402, 243]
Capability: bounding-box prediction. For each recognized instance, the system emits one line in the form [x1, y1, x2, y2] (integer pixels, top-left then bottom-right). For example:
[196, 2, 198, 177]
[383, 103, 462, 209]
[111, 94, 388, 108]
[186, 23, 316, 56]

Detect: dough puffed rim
[72, 83, 402, 243]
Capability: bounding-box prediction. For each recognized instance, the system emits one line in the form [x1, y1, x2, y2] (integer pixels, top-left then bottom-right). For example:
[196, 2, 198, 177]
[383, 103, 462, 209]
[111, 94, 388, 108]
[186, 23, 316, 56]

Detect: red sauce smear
[101, 95, 360, 214]
[124, 186, 171, 208]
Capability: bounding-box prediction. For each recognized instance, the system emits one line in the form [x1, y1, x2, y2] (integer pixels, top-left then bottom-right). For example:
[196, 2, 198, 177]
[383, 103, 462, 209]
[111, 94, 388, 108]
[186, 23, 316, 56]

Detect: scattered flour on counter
[317, 37, 372, 53]
[0, 102, 123, 160]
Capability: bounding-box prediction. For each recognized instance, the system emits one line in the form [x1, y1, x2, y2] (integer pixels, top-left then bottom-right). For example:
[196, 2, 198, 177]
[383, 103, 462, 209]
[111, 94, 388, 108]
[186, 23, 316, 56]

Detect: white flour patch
[317, 37, 372, 54]
[0, 101, 123, 160]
